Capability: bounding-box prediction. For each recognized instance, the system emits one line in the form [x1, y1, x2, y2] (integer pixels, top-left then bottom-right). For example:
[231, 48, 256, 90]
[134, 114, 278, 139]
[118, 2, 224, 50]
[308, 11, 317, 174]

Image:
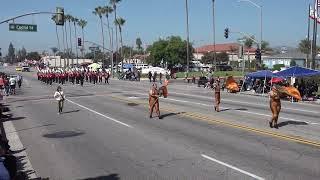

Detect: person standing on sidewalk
[54, 86, 65, 114]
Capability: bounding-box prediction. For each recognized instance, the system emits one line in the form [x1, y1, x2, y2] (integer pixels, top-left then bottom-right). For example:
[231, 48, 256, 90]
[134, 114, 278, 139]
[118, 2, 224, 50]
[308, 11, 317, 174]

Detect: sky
[0, 0, 316, 54]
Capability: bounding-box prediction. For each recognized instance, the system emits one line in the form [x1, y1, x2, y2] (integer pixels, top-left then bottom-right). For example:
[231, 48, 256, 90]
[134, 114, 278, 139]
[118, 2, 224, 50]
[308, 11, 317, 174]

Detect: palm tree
[104, 6, 114, 74]
[51, 15, 61, 51]
[72, 16, 79, 66]
[115, 17, 125, 72]
[93, 6, 106, 66]
[78, 19, 87, 58]
[66, 14, 74, 67]
[64, 15, 70, 67]
[110, 0, 121, 71]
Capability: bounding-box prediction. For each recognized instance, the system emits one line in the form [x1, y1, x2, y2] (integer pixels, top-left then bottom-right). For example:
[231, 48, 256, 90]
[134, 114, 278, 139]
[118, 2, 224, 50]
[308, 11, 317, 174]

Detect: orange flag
[283, 86, 302, 101]
[226, 76, 239, 93]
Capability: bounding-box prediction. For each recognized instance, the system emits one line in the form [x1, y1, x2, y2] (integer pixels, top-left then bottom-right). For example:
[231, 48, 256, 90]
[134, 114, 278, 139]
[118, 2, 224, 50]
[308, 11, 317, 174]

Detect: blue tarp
[246, 70, 275, 78]
[275, 66, 320, 77]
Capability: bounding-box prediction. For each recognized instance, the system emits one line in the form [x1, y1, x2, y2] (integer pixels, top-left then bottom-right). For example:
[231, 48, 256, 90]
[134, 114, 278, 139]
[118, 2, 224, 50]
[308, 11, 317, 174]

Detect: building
[194, 43, 257, 67]
[42, 56, 93, 67]
[123, 54, 149, 64]
[262, 50, 320, 69]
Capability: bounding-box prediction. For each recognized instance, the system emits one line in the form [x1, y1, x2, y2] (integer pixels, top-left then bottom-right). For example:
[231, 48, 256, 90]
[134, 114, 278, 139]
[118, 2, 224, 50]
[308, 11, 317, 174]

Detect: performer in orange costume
[149, 83, 160, 119]
[213, 78, 221, 112]
[269, 86, 281, 129]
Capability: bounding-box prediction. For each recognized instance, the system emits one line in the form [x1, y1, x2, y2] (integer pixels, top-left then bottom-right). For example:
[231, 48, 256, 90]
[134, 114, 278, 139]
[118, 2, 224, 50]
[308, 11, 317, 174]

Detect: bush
[273, 64, 285, 71]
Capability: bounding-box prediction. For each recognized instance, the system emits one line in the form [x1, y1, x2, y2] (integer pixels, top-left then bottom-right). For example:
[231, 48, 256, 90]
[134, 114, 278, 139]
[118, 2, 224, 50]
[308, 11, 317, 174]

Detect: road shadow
[234, 108, 248, 111]
[219, 108, 248, 112]
[278, 121, 308, 128]
[127, 103, 139, 106]
[1, 114, 25, 122]
[42, 130, 85, 139]
[61, 109, 80, 114]
[79, 173, 120, 180]
[159, 112, 186, 119]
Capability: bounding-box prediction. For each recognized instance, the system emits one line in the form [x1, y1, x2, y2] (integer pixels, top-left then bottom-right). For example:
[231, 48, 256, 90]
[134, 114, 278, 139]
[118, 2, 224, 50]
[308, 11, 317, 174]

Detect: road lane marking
[66, 98, 132, 128]
[170, 92, 320, 114]
[109, 95, 320, 148]
[201, 154, 265, 180]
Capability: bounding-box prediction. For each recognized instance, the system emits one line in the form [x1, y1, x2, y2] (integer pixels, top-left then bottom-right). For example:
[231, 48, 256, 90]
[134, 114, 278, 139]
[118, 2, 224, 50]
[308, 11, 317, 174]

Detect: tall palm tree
[110, 0, 121, 71]
[51, 15, 61, 51]
[72, 16, 79, 66]
[115, 17, 125, 72]
[64, 15, 70, 67]
[66, 14, 74, 67]
[78, 19, 87, 58]
[93, 6, 106, 66]
[104, 6, 114, 74]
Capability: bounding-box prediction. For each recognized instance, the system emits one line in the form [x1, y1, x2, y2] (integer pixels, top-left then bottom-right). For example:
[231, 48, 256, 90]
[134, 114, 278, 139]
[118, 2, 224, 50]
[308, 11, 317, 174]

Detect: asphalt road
[2, 68, 320, 180]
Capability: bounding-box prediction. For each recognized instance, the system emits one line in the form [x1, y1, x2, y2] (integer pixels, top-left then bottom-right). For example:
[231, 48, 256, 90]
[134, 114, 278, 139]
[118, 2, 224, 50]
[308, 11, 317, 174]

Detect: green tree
[71, 16, 79, 65]
[147, 39, 168, 66]
[26, 52, 41, 61]
[290, 60, 297, 67]
[51, 47, 58, 55]
[93, 6, 106, 65]
[78, 19, 87, 58]
[244, 36, 256, 48]
[273, 64, 285, 71]
[7, 43, 15, 63]
[115, 17, 126, 71]
[261, 40, 272, 52]
[104, 6, 114, 72]
[299, 39, 311, 55]
[136, 37, 143, 52]
[20, 47, 27, 61]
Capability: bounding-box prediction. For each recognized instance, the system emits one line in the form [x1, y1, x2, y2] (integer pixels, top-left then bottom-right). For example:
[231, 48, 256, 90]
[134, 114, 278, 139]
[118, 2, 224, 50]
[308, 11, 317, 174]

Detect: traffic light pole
[0, 12, 59, 25]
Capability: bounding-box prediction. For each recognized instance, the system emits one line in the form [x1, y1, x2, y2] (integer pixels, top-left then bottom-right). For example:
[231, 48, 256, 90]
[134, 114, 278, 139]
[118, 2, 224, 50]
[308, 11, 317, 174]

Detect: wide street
[0, 67, 318, 180]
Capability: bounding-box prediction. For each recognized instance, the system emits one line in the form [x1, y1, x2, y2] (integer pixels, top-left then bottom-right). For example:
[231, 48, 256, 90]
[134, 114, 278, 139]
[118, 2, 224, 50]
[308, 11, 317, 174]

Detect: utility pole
[307, 3, 311, 68]
[212, 0, 217, 71]
[311, 1, 318, 70]
[185, 0, 190, 73]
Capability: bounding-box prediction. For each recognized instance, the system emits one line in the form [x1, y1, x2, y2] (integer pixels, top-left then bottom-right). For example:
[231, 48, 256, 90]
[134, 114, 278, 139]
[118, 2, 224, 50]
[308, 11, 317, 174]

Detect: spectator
[9, 77, 16, 95]
[153, 72, 157, 83]
[0, 144, 10, 180]
[3, 77, 9, 96]
[159, 72, 163, 84]
[148, 71, 152, 82]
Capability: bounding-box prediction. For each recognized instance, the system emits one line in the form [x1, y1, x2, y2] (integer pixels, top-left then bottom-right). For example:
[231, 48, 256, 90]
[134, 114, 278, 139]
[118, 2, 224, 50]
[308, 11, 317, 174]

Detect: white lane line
[66, 98, 132, 128]
[170, 92, 320, 114]
[3, 121, 38, 179]
[201, 154, 265, 180]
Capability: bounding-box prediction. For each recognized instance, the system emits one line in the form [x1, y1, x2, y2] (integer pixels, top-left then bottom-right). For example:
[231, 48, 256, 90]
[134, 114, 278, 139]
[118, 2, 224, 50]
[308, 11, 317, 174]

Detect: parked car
[198, 76, 208, 87]
[22, 66, 30, 72]
[15, 66, 22, 71]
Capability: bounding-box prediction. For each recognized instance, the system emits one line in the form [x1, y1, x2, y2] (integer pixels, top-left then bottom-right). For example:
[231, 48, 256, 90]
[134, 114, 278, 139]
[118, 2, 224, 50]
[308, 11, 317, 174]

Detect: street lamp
[212, 0, 217, 71]
[185, 0, 190, 73]
[238, 0, 262, 61]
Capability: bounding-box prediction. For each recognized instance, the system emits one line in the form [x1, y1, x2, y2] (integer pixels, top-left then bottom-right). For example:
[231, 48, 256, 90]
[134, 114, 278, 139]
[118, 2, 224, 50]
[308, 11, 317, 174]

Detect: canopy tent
[245, 70, 275, 78]
[275, 66, 320, 77]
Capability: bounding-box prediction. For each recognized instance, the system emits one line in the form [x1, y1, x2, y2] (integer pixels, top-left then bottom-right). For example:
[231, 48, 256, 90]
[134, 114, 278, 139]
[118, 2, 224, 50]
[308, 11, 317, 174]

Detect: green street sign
[9, 23, 37, 32]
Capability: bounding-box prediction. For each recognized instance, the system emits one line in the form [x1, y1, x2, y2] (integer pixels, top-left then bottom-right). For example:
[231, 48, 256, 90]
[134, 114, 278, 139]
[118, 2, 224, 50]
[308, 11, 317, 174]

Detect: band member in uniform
[213, 77, 221, 112]
[149, 83, 160, 119]
[269, 86, 281, 129]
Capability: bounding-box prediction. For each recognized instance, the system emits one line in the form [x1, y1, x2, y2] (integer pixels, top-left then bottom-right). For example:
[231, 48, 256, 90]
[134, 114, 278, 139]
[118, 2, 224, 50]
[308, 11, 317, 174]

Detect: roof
[195, 43, 257, 54]
[275, 66, 320, 77]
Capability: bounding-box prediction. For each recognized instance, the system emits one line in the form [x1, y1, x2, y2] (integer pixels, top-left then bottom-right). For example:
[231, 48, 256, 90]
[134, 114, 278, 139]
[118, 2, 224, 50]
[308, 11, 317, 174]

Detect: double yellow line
[110, 95, 320, 148]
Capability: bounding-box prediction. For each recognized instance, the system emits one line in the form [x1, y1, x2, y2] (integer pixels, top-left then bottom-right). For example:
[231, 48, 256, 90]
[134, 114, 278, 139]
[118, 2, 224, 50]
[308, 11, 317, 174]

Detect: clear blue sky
[0, 0, 315, 54]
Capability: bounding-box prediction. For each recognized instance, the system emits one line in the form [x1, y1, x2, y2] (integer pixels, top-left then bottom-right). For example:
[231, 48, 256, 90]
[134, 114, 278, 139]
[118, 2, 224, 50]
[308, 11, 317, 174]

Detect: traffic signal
[224, 28, 229, 39]
[56, 7, 64, 26]
[255, 48, 261, 60]
[78, 38, 82, 47]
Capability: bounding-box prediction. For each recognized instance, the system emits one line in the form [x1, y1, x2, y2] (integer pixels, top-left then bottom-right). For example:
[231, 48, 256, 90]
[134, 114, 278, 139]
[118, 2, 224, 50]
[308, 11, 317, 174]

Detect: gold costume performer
[269, 86, 281, 129]
[213, 78, 221, 112]
[149, 83, 160, 119]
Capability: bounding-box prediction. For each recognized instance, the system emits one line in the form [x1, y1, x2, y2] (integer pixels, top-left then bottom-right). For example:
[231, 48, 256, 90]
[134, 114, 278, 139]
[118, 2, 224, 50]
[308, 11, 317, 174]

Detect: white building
[42, 56, 93, 67]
